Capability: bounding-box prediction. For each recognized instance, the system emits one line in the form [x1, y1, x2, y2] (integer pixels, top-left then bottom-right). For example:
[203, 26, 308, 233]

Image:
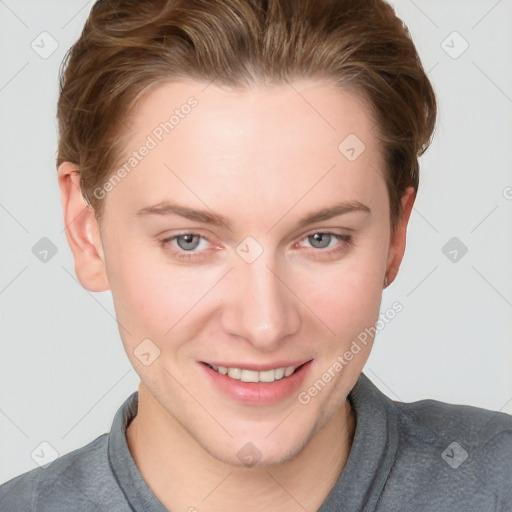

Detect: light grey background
[1, 0, 511, 484]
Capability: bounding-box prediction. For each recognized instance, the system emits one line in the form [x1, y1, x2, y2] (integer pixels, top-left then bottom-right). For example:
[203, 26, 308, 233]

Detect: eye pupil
[309, 233, 331, 249]
[177, 234, 200, 250]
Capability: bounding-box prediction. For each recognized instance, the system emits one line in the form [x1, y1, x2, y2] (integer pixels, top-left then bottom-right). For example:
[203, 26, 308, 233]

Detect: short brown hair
[57, 0, 437, 233]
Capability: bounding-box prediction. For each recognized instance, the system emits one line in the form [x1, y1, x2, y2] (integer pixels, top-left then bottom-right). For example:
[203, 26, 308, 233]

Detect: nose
[220, 250, 302, 352]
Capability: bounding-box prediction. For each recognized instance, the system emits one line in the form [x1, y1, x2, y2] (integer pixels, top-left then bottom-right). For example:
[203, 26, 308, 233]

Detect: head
[57, 0, 436, 466]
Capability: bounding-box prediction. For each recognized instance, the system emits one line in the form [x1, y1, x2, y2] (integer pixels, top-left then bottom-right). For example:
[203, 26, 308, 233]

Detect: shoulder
[396, 396, 512, 443]
[383, 397, 512, 510]
[0, 433, 126, 511]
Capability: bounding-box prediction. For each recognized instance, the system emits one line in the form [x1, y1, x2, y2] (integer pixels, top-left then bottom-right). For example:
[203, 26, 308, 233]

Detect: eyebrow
[135, 200, 370, 230]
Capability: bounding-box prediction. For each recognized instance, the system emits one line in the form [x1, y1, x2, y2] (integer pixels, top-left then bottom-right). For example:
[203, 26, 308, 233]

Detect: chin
[208, 440, 305, 468]
[197, 420, 319, 469]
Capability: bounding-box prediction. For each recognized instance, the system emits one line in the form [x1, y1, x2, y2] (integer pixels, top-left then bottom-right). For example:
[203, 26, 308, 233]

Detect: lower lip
[200, 361, 313, 406]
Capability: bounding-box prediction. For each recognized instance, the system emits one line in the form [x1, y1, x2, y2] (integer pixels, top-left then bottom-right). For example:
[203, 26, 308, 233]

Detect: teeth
[258, 369, 275, 383]
[241, 369, 259, 382]
[274, 367, 285, 380]
[209, 364, 300, 382]
[227, 367, 242, 379]
[284, 366, 295, 377]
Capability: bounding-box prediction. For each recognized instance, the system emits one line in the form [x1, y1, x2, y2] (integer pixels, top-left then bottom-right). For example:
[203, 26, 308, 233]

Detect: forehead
[106, 78, 386, 223]
[125, 77, 378, 148]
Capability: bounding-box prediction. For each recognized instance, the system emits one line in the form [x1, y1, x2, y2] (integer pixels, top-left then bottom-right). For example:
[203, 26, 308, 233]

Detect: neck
[126, 383, 356, 512]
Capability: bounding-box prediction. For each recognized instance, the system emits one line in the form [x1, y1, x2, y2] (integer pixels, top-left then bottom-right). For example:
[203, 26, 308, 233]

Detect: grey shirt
[1, 372, 511, 511]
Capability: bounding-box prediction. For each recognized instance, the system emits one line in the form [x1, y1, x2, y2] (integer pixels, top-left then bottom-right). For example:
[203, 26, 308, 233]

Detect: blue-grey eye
[176, 234, 201, 251]
[307, 233, 333, 249]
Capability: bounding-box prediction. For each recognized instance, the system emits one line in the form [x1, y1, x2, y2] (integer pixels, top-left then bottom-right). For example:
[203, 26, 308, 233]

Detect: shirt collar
[318, 372, 399, 511]
[108, 371, 399, 512]
[108, 390, 168, 511]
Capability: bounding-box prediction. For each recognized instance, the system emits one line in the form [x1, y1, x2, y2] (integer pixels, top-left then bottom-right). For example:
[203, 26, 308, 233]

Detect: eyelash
[159, 230, 353, 261]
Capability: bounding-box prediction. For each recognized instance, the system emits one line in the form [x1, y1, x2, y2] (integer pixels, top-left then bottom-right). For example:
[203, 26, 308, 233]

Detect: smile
[201, 360, 313, 405]
[205, 363, 301, 383]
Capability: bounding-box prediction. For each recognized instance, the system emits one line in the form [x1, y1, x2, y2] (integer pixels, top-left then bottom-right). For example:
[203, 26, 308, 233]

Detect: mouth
[203, 362, 307, 383]
[200, 359, 313, 405]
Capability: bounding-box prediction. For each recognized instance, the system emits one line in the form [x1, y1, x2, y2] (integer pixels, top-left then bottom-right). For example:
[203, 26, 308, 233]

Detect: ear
[385, 186, 416, 287]
[57, 161, 110, 292]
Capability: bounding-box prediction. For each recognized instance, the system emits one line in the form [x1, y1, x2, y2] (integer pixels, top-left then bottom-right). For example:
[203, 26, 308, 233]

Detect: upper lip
[202, 360, 312, 372]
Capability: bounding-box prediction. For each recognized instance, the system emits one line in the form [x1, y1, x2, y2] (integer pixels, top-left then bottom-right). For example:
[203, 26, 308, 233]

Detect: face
[80, 79, 410, 466]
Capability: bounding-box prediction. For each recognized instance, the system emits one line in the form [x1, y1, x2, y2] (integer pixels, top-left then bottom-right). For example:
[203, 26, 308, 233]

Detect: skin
[58, 78, 415, 511]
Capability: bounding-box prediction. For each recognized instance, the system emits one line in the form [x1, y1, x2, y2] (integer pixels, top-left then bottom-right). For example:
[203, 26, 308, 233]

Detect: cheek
[106, 242, 218, 345]
[103, 240, 174, 335]
[300, 246, 384, 334]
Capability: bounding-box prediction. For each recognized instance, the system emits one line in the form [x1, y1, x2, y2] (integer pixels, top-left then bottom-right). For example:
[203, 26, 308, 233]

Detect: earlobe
[57, 161, 110, 292]
[384, 186, 416, 288]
